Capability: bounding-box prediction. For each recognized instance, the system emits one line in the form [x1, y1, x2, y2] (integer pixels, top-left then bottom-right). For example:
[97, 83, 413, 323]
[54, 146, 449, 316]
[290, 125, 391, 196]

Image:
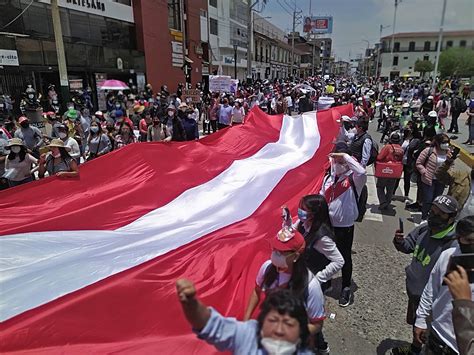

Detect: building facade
[1, 0, 144, 106]
[379, 30, 474, 79]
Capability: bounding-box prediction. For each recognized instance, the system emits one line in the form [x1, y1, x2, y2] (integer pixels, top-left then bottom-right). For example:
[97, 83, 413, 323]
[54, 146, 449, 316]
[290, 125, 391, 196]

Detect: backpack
[349, 174, 368, 222]
[367, 137, 379, 166]
[460, 99, 468, 113]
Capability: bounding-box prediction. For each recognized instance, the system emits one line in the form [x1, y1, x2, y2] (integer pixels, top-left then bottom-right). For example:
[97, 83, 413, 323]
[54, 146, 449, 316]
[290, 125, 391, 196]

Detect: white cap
[402, 103, 410, 108]
[396, 97, 403, 102]
[428, 110, 438, 118]
[428, 95, 434, 100]
[341, 115, 352, 122]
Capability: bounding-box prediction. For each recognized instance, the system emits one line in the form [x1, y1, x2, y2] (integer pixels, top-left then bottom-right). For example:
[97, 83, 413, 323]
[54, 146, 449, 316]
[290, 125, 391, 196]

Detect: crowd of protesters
[0, 75, 473, 354]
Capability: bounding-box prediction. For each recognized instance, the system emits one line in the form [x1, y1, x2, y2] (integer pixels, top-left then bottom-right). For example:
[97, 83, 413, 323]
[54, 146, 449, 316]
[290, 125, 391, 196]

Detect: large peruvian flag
[0, 105, 352, 353]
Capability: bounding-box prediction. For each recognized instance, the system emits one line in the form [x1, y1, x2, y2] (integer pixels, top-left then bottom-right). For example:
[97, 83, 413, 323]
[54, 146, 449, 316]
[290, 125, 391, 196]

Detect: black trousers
[218, 122, 229, 130]
[403, 164, 413, 197]
[334, 226, 355, 288]
[448, 112, 460, 132]
[209, 120, 217, 133]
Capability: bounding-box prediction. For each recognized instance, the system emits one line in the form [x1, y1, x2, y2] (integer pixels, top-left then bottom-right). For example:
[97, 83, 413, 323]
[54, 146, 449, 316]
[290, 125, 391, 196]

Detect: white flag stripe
[0, 113, 320, 322]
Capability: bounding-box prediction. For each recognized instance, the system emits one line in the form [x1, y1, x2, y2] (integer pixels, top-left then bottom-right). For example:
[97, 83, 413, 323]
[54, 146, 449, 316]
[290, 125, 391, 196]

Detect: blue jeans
[421, 180, 445, 219]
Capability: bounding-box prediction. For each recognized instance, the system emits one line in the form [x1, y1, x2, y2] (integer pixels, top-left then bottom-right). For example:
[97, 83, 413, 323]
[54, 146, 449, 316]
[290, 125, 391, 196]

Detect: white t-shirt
[232, 107, 245, 123]
[4, 153, 37, 181]
[256, 260, 326, 323]
[64, 137, 81, 160]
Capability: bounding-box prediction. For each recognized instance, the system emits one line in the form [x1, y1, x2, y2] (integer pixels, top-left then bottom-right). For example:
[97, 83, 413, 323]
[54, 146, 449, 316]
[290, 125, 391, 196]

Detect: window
[460, 40, 466, 47]
[210, 18, 218, 35]
[209, 0, 217, 7]
[393, 42, 400, 52]
[423, 55, 429, 61]
[424, 41, 430, 51]
[168, 0, 181, 31]
[446, 40, 453, 48]
[392, 56, 399, 66]
[403, 56, 408, 60]
[435, 41, 439, 50]
[408, 41, 415, 51]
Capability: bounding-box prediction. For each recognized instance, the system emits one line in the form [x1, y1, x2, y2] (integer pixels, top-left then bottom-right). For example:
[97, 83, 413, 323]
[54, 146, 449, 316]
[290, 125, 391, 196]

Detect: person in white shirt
[414, 215, 474, 355]
[231, 101, 245, 124]
[57, 124, 81, 164]
[320, 142, 367, 307]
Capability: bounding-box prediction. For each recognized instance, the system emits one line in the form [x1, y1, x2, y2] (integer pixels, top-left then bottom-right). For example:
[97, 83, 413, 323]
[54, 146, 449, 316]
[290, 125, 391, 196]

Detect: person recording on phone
[392, 195, 459, 355]
[414, 215, 474, 355]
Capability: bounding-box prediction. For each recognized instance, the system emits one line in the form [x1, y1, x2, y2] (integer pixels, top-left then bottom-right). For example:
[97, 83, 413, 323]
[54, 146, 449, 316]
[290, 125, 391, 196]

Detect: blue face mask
[297, 208, 310, 221]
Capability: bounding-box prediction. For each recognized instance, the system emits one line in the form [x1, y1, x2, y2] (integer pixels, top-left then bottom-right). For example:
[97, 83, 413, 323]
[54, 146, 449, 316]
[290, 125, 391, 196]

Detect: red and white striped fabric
[0, 105, 353, 354]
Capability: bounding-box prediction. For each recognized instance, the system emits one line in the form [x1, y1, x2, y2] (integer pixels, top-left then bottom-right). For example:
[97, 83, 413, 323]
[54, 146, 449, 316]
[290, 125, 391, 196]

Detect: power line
[1, 0, 34, 30]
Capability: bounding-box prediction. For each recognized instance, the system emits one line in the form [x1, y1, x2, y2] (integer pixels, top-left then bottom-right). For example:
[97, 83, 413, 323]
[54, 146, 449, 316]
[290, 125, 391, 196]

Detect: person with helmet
[421, 96, 434, 118]
[398, 102, 412, 128]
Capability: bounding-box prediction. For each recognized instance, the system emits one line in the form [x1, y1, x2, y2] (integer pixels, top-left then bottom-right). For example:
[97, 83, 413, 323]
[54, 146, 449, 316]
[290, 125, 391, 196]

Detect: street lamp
[233, 44, 238, 79]
[375, 24, 390, 79]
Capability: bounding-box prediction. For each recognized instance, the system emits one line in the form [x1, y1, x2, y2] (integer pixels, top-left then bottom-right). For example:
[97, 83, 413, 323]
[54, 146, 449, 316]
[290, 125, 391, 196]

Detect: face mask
[168, 111, 174, 117]
[11, 146, 21, 154]
[427, 213, 450, 231]
[261, 337, 298, 355]
[91, 126, 99, 134]
[459, 242, 474, 254]
[58, 132, 67, 139]
[271, 251, 288, 270]
[28, 94, 34, 99]
[52, 151, 61, 158]
[115, 104, 121, 109]
[297, 208, 310, 222]
[440, 143, 449, 151]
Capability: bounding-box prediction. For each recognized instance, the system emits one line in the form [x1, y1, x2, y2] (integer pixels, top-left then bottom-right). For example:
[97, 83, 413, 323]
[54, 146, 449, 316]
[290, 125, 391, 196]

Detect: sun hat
[7, 138, 25, 147]
[47, 138, 71, 151]
[270, 227, 306, 252]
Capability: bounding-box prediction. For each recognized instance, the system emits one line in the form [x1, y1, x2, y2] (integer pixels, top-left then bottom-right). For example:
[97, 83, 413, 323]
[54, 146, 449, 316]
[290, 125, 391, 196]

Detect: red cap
[18, 116, 29, 124]
[270, 227, 306, 252]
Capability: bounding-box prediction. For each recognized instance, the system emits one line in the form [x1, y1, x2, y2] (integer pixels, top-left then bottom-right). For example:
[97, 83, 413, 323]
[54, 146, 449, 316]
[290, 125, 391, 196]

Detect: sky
[260, 0, 474, 61]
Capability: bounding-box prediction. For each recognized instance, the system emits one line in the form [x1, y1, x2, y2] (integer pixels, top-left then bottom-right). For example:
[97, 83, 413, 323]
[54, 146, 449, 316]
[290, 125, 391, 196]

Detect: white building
[207, 0, 249, 80]
[379, 30, 474, 80]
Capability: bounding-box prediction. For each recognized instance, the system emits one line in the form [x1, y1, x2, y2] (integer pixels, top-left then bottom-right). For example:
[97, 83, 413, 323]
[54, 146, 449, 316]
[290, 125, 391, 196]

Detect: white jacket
[320, 154, 367, 228]
[415, 246, 474, 353]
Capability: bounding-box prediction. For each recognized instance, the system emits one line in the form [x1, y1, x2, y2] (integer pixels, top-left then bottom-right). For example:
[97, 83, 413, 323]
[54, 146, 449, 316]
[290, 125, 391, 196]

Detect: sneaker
[338, 287, 352, 307]
[318, 344, 330, 355]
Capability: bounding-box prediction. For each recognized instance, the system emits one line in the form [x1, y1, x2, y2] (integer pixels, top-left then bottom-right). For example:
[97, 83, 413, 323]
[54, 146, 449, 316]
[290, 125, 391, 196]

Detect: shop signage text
[66, 0, 105, 12]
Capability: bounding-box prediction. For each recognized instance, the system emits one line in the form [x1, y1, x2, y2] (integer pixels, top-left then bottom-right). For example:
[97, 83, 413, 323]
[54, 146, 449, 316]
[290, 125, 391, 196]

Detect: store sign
[0, 49, 19, 66]
[39, 0, 134, 23]
[171, 41, 184, 67]
[69, 79, 84, 90]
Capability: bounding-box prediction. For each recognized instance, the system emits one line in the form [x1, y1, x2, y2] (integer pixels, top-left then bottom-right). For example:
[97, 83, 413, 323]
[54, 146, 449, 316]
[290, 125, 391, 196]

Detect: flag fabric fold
[0, 105, 352, 354]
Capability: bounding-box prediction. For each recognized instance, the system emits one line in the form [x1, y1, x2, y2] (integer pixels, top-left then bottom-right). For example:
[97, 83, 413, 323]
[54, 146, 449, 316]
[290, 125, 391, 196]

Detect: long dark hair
[257, 289, 310, 350]
[8, 146, 27, 162]
[262, 256, 308, 299]
[300, 194, 334, 245]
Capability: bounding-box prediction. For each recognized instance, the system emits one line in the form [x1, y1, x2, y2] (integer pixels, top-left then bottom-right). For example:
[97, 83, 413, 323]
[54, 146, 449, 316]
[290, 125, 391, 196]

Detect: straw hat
[47, 139, 71, 151]
[7, 138, 25, 147]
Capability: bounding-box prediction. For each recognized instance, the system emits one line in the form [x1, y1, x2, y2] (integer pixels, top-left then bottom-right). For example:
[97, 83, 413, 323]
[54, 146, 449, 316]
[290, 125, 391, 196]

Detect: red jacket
[377, 143, 403, 163]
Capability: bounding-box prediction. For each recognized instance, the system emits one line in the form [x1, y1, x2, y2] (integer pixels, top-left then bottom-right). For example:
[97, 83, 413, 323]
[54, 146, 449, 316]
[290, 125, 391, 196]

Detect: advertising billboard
[303, 16, 333, 34]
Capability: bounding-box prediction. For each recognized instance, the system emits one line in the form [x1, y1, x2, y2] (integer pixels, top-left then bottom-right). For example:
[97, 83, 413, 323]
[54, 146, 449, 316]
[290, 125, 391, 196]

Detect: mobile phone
[398, 217, 404, 233]
[451, 146, 461, 160]
[443, 254, 474, 284]
[281, 206, 291, 227]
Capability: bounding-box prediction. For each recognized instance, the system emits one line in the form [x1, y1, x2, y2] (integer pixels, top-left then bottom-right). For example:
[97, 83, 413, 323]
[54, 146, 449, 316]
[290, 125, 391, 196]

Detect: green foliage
[439, 47, 474, 78]
[414, 59, 434, 76]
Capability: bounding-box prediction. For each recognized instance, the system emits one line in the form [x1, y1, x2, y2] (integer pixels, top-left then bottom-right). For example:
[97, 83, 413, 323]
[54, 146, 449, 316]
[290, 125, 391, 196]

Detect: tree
[414, 59, 434, 78]
[438, 47, 474, 78]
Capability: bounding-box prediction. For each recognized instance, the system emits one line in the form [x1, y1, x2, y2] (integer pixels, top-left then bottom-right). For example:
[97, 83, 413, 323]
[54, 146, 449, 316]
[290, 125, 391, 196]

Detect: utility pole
[291, 10, 296, 79]
[390, 0, 401, 68]
[246, 0, 259, 83]
[51, 0, 69, 106]
[375, 24, 390, 79]
[431, 0, 447, 94]
[233, 44, 238, 79]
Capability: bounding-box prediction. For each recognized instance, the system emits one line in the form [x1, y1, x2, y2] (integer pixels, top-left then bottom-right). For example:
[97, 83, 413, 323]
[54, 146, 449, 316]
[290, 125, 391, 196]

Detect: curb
[451, 142, 474, 168]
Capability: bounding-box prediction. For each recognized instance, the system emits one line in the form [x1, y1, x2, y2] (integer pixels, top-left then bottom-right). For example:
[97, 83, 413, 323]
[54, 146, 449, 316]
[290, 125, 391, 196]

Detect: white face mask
[168, 111, 174, 117]
[11, 146, 21, 153]
[440, 143, 449, 151]
[52, 151, 61, 158]
[90, 126, 99, 134]
[58, 132, 67, 139]
[261, 337, 298, 355]
[270, 251, 288, 270]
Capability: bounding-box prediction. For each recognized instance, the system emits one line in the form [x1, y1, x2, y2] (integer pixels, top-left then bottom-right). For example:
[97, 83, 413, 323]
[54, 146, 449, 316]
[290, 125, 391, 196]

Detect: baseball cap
[333, 141, 350, 154]
[18, 116, 29, 124]
[115, 110, 124, 118]
[66, 109, 78, 120]
[432, 195, 459, 214]
[270, 227, 306, 252]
